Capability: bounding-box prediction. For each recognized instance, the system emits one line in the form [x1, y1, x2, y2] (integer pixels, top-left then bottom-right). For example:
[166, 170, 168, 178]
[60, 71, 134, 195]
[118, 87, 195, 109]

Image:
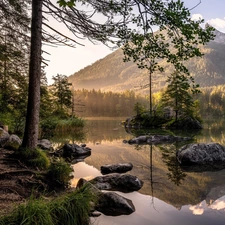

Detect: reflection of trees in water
[133, 143, 187, 188]
[50, 127, 87, 149]
[85, 119, 132, 143]
[160, 144, 187, 186]
[197, 120, 225, 145]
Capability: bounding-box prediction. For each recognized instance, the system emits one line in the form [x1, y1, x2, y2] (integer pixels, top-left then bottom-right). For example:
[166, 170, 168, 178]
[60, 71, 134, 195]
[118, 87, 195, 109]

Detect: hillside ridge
[68, 29, 225, 94]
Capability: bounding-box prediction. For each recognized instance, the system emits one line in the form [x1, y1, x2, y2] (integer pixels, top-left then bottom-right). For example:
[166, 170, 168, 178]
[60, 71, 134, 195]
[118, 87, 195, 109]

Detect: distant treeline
[73, 89, 149, 117]
[197, 85, 225, 118]
[73, 86, 225, 118]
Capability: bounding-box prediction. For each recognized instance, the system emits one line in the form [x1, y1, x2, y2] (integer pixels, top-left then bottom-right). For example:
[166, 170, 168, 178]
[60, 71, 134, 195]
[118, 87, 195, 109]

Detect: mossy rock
[166, 117, 202, 130]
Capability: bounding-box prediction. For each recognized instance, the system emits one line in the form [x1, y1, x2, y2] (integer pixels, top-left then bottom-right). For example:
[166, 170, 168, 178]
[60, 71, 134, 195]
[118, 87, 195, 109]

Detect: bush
[16, 147, 50, 170]
[40, 116, 85, 139]
[47, 159, 73, 186]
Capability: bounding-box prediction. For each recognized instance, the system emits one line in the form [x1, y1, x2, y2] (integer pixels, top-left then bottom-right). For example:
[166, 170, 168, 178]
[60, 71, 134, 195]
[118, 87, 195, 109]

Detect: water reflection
[160, 144, 187, 186]
[52, 118, 225, 225]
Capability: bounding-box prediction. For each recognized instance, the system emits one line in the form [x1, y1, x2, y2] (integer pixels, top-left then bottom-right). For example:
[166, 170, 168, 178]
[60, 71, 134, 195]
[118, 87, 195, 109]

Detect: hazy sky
[44, 0, 225, 84]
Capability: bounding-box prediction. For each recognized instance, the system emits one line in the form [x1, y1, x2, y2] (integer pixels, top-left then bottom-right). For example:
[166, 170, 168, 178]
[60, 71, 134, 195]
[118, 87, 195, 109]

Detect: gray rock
[37, 139, 53, 150]
[96, 192, 135, 216]
[4, 134, 21, 150]
[0, 128, 10, 147]
[101, 163, 133, 174]
[76, 178, 135, 216]
[128, 135, 191, 145]
[90, 173, 143, 192]
[177, 143, 225, 171]
[62, 143, 91, 158]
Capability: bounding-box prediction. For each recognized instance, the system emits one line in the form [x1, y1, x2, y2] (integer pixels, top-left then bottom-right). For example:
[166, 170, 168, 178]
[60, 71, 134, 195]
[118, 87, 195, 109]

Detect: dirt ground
[0, 148, 47, 216]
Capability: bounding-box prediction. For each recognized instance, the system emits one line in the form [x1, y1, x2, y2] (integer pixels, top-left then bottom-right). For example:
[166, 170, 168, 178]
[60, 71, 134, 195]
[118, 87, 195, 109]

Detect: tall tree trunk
[149, 70, 152, 116]
[22, 0, 42, 149]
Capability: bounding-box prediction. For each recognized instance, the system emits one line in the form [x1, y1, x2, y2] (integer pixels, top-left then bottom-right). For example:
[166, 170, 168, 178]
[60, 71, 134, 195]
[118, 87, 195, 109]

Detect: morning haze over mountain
[68, 28, 225, 94]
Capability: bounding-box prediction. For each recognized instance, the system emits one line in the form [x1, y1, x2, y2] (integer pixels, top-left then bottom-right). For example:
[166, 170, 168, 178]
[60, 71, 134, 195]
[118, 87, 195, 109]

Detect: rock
[167, 116, 203, 130]
[146, 135, 191, 144]
[177, 143, 225, 171]
[37, 139, 53, 150]
[101, 163, 133, 175]
[0, 128, 10, 147]
[90, 173, 143, 192]
[62, 144, 91, 158]
[127, 135, 191, 145]
[128, 135, 147, 144]
[90, 211, 101, 217]
[4, 134, 22, 150]
[76, 178, 135, 216]
[96, 192, 135, 216]
[76, 178, 88, 189]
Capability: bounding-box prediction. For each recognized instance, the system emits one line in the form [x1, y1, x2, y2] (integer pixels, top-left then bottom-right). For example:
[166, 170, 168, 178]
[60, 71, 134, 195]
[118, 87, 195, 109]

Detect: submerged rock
[177, 143, 225, 171]
[127, 134, 191, 145]
[101, 163, 133, 174]
[90, 173, 143, 192]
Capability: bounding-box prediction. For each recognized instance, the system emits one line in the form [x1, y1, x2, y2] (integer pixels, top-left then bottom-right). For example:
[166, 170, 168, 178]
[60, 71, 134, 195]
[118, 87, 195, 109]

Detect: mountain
[68, 29, 225, 94]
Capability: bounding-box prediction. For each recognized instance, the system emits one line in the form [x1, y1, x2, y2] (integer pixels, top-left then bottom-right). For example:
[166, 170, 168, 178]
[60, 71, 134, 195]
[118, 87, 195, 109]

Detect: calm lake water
[68, 118, 225, 225]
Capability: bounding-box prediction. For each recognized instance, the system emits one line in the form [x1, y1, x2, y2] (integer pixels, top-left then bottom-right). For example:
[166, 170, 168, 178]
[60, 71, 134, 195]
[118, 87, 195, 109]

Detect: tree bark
[22, 0, 43, 149]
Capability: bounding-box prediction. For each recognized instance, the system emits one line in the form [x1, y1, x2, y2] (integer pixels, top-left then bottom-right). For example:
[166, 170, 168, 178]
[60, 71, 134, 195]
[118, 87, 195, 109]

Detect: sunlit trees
[119, 0, 214, 116]
[19, 0, 214, 148]
[162, 70, 200, 120]
[51, 74, 72, 117]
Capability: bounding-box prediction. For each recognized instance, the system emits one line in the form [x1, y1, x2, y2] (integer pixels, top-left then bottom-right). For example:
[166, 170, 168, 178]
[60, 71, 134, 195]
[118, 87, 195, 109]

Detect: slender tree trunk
[22, 0, 42, 149]
[149, 71, 152, 116]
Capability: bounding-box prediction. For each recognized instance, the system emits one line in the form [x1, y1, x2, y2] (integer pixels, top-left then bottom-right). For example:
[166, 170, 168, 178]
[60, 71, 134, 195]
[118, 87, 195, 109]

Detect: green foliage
[57, 0, 75, 7]
[0, 186, 95, 225]
[51, 74, 72, 117]
[16, 147, 50, 170]
[50, 185, 96, 225]
[133, 102, 146, 116]
[40, 116, 85, 139]
[0, 197, 53, 225]
[162, 70, 200, 120]
[47, 159, 73, 186]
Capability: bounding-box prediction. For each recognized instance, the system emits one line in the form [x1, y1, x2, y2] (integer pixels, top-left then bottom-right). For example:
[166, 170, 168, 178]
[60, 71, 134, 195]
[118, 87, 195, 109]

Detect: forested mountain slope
[68, 29, 225, 94]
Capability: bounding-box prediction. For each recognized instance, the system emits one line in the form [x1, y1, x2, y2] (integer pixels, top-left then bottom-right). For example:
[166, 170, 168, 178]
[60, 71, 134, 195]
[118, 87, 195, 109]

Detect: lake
[69, 118, 225, 225]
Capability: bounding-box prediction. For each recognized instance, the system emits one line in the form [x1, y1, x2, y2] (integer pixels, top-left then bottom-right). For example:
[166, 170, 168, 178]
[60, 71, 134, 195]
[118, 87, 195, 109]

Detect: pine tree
[51, 74, 72, 117]
[162, 71, 200, 120]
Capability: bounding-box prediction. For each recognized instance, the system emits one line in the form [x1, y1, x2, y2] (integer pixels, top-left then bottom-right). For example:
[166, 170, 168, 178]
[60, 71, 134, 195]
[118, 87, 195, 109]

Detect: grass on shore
[0, 185, 96, 225]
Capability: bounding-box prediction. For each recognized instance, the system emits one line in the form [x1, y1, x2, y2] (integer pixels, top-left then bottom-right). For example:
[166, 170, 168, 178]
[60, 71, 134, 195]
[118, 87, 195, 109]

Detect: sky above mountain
[44, 0, 225, 84]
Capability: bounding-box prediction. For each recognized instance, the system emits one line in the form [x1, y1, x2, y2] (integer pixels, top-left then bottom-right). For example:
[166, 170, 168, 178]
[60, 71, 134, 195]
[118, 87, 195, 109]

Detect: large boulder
[4, 134, 22, 150]
[53, 143, 91, 162]
[96, 192, 135, 216]
[62, 143, 91, 157]
[177, 143, 225, 171]
[101, 163, 133, 175]
[37, 139, 53, 150]
[0, 128, 10, 147]
[127, 135, 191, 145]
[89, 173, 143, 192]
[76, 178, 135, 216]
